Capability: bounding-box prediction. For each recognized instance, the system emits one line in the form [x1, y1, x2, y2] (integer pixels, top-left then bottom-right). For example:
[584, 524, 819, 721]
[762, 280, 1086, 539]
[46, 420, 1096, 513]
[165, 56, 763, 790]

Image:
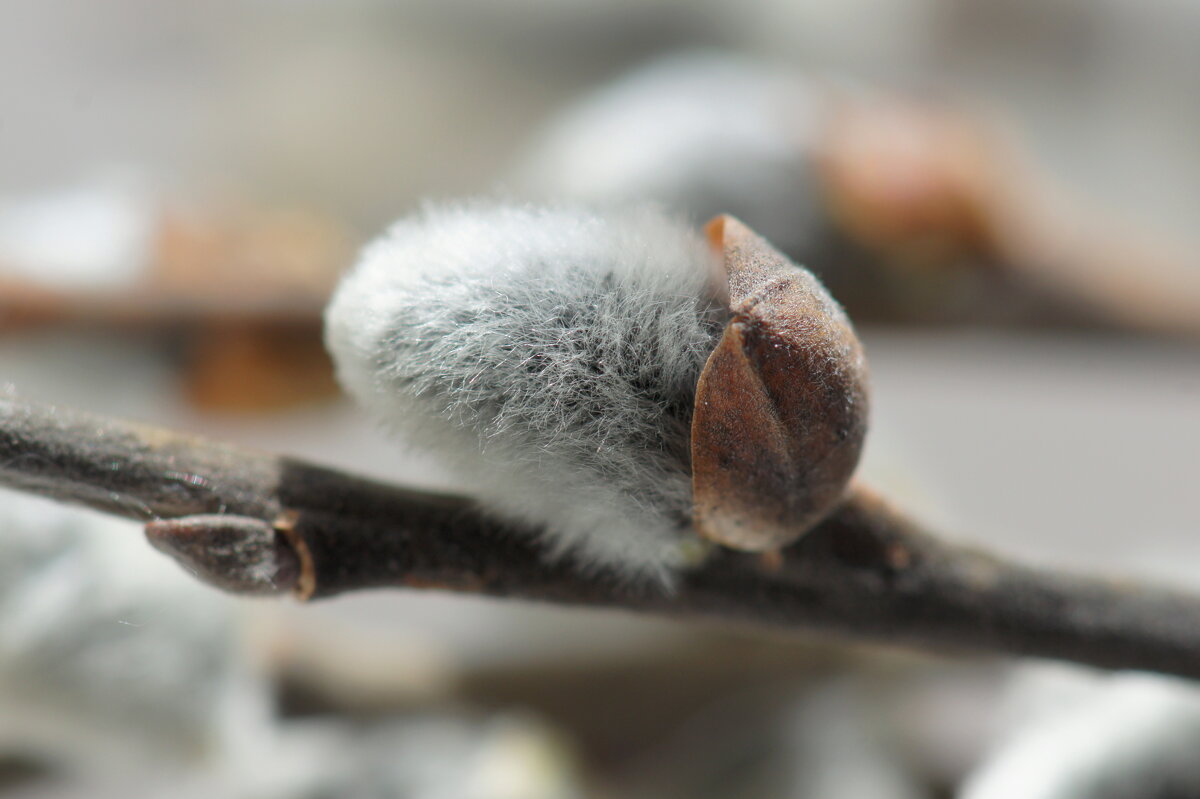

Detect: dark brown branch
[2, 396, 1199, 678]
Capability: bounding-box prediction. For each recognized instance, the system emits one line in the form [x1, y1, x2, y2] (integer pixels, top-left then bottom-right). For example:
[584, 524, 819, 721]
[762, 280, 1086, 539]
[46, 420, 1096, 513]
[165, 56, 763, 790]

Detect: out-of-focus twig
[0, 205, 350, 410]
[1, 396, 1199, 679]
[817, 98, 1200, 338]
[0, 206, 347, 327]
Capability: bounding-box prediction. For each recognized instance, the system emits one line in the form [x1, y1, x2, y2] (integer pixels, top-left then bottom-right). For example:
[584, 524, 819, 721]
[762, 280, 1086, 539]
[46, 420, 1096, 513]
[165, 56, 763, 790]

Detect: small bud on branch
[325, 205, 868, 581]
[692, 216, 868, 550]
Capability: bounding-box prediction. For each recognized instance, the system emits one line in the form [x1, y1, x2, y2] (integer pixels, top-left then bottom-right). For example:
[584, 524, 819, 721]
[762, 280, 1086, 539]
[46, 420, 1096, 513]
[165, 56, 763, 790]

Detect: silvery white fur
[325, 203, 725, 582]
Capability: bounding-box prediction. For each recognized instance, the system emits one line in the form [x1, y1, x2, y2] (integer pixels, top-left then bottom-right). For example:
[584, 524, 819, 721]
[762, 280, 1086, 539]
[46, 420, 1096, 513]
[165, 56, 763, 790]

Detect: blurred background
[0, 1, 1198, 797]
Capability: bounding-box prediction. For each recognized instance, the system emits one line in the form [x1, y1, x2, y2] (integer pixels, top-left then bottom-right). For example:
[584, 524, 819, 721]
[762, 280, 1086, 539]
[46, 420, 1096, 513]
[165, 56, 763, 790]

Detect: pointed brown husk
[691, 216, 870, 551]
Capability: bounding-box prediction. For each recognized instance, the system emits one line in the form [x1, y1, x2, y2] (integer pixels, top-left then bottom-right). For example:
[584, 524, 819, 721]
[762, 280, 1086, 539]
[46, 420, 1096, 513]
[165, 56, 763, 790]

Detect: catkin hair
[325, 202, 725, 582]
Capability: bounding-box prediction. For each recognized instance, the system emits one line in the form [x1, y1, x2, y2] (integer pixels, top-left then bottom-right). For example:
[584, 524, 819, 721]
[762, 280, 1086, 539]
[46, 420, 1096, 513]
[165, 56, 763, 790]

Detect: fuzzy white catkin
[324, 203, 725, 582]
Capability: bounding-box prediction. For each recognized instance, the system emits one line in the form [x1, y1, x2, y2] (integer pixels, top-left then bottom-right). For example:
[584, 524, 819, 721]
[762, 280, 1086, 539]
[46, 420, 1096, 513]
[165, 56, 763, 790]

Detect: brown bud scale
[691, 216, 869, 551]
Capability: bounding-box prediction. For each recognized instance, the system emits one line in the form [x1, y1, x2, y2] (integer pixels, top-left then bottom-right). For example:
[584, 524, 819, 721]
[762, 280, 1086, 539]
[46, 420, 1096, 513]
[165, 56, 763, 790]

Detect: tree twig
[1, 396, 1198, 678]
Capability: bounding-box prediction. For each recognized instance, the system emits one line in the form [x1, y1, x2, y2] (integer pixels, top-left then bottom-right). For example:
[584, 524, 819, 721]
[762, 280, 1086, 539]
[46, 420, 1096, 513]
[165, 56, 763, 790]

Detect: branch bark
[2, 396, 1198, 678]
